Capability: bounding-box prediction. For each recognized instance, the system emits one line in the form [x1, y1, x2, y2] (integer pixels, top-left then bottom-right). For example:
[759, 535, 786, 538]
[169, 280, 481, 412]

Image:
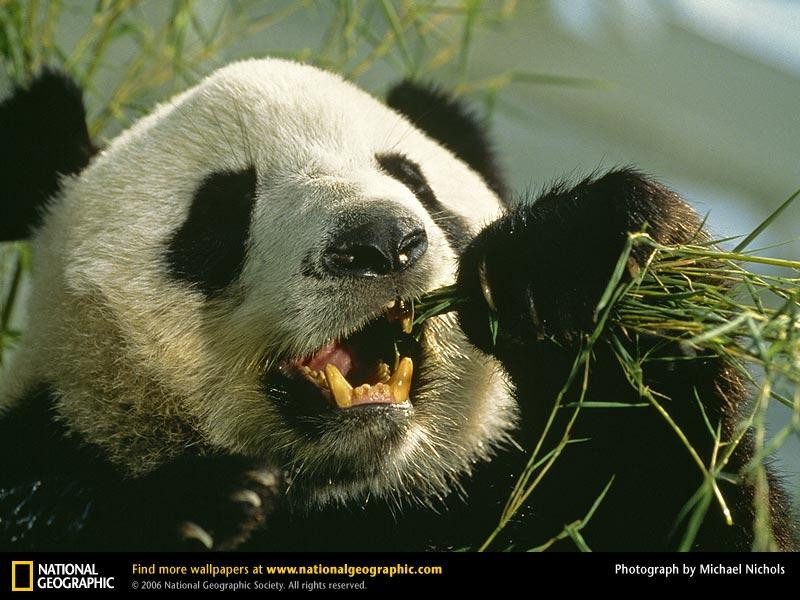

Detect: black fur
[0, 386, 283, 551]
[458, 169, 701, 348]
[386, 81, 507, 203]
[165, 167, 257, 297]
[0, 69, 95, 240]
[376, 152, 471, 251]
[0, 386, 104, 549]
[453, 168, 797, 550]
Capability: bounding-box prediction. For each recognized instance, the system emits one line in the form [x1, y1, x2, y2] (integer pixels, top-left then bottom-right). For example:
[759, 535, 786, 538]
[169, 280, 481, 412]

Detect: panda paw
[99, 454, 284, 551]
[174, 463, 283, 551]
[456, 168, 702, 352]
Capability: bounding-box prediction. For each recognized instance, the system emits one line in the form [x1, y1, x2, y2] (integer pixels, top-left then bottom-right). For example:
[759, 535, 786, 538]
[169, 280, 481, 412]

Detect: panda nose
[323, 217, 428, 277]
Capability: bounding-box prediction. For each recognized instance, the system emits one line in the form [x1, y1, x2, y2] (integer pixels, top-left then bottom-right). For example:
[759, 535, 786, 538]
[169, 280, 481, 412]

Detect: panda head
[1, 59, 515, 508]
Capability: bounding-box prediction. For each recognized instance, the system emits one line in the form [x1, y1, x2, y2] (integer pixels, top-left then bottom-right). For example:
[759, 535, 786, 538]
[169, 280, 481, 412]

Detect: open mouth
[272, 299, 421, 411]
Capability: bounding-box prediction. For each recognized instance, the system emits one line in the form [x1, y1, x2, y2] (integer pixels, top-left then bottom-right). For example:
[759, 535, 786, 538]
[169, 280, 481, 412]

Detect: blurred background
[1, 0, 799, 497]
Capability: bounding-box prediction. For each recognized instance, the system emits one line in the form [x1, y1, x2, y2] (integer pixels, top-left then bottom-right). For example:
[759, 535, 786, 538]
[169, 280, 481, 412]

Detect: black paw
[89, 454, 284, 551]
[456, 169, 701, 352]
[172, 461, 283, 551]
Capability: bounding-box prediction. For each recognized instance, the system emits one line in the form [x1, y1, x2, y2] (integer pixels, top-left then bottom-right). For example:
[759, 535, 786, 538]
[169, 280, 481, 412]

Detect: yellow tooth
[400, 315, 413, 334]
[376, 362, 391, 383]
[314, 370, 327, 385]
[388, 357, 413, 404]
[324, 364, 353, 408]
[302, 365, 321, 379]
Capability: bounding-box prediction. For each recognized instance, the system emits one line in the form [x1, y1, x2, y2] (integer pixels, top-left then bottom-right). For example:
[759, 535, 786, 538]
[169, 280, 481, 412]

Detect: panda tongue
[304, 342, 353, 378]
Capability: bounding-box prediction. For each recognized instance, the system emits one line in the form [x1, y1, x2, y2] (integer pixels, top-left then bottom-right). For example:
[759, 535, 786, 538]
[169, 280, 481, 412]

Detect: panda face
[14, 59, 516, 508]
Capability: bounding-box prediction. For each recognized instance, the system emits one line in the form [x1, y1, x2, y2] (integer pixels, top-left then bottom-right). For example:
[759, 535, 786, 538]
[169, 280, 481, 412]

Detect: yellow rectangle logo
[11, 561, 34, 592]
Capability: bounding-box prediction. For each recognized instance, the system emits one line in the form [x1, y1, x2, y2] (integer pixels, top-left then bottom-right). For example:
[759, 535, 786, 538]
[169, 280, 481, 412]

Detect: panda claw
[178, 521, 214, 549]
[478, 256, 498, 313]
[245, 469, 278, 489]
[231, 489, 262, 508]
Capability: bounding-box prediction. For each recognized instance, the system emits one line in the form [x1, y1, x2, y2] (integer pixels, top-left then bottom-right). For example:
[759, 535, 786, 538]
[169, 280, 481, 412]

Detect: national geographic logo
[11, 561, 33, 592]
[9, 561, 115, 591]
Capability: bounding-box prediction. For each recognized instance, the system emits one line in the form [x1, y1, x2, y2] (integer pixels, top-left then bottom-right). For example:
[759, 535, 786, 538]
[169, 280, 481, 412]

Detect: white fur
[1, 58, 514, 507]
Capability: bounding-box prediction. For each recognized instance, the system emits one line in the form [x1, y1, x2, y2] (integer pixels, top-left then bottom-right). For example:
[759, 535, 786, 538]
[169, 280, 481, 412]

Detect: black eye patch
[376, 153, 431, 200]
[376, 152, 471, 251]
[165, 166, 257, 297]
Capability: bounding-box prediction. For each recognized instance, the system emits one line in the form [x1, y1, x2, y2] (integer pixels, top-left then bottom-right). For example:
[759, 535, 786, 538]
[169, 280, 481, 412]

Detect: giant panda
[0, 59, 795, 552]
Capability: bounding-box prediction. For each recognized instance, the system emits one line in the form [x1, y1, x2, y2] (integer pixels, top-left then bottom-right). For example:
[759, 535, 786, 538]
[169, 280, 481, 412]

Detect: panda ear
[386, 80, 507, 204]
[0, 69, 96, 241]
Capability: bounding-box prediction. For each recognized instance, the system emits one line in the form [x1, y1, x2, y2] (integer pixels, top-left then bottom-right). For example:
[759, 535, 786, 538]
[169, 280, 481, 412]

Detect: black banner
[1, 552, 797, 592]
